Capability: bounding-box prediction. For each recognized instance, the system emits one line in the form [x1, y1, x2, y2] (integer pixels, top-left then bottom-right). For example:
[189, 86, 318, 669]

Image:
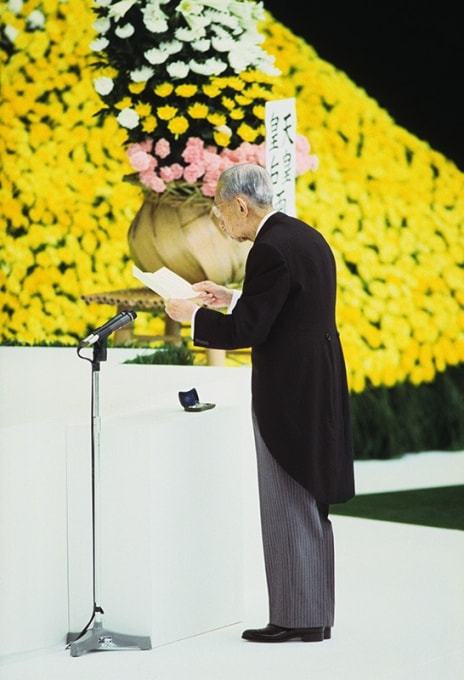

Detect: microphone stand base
[67, 621, 152, 656]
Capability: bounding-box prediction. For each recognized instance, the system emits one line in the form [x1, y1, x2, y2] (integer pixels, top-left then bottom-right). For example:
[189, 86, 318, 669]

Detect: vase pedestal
[206, 349, 226, 366]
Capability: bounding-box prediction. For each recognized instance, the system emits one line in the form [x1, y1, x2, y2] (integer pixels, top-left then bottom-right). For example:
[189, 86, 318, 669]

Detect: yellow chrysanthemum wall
[1, 1, 463, 394]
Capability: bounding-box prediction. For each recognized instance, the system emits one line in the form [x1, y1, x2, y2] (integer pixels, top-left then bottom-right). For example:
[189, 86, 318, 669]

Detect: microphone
[79, 310, 137, 346]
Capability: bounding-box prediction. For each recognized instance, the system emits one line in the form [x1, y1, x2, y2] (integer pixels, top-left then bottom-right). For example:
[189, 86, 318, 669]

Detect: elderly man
[165, 163, 355, 643]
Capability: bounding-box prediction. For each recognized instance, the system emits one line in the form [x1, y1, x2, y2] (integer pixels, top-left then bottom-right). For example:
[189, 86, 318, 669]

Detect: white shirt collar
[255, 209, 278, 238]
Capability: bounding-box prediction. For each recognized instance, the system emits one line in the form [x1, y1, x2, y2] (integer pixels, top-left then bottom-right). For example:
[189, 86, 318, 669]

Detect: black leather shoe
[241, 623, 331, 642]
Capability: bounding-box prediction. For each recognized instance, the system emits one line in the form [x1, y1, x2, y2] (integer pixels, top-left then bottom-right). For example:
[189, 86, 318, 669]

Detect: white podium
[0, 349, 257, 655]
[66, 400, 250, 646]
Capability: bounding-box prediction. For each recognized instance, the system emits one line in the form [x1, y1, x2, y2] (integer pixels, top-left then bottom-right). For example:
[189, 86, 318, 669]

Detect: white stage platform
[1, 347, 463, 679]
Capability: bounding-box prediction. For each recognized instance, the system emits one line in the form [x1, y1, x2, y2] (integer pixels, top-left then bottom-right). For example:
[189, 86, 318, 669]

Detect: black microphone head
[126, 310, 137, 320]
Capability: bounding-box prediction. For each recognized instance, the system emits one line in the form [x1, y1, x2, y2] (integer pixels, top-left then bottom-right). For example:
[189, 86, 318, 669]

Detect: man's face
[210, 195, 249, 241]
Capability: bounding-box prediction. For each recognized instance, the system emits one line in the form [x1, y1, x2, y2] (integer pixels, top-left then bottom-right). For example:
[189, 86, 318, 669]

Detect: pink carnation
[139, 138, 154, 153]
[203, 167, 221, 184]
[200, 181, 217, 197]
[217, 155, 235, 172]
[307, 154, 319, 171]
[182, 137, 205, 164]
[169, 163, 184, 180]
[296, 151, 319, 174]
[254, 143, 266, 166]
[149, 175, 166, 193]
[159, 163, 184, 182]
[203, 151, 222, 172]
[128, 150, 156, 172]
[154, 138, 171, 159]
[139, 169, 166, 193]
[296, 134, 311, 155]
[159, 165, 175, 182]
[183, 162, 205, 183]
[294, 134, 319, 174]
[220, 147, 242, 163]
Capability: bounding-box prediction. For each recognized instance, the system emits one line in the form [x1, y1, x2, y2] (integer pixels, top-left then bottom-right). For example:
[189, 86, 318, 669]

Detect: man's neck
[252, 208, 277, 241]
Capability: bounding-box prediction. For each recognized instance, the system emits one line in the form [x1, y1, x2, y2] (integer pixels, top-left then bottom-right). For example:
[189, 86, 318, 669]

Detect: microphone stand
[67, 338, 151, 656]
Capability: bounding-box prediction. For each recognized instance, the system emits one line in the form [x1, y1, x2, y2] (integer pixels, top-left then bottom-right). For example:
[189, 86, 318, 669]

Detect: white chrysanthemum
[145, 47, 168, 65]
[26, 9, 45, 28]
[211, 35, 235, 52]
[89, 37, 109, 51]
[190, 58, 227, 76]
[228, 49, 250, 72]
[115, 23, 135, 38]
[239, 28, 264, 45]
[94, 0, 112, 6]
[93, 77, 114, 95]
[177, 0, 203, 14]
[130, 65, 155, 82]
[116, 107, 140, 129]
[257, 58, 281, 76]
[210, 23, 231, 38]
[204, 9, 240, 31]
[166, 61, 189, 79]
[191, 38, 210, 52]
[230, 0, 264, 27]
[4, 25, 19, 42]
[142, 3, 168, 33]
[7, 0, 23, 14]
[158, 40, 183, 54]
[186, 13, 209, 33]
[215, 124, 232, 136]
[92, 17, 111, 34]
[108, 0, 137, 20]
[175, 26, 205, 41]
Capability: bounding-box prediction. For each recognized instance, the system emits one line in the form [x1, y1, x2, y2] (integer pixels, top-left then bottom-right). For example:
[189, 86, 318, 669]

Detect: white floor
[1, 452, 463, 680]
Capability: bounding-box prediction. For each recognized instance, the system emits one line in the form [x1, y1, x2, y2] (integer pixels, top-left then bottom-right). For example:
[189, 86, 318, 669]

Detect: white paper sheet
[132, 265, 198, 300]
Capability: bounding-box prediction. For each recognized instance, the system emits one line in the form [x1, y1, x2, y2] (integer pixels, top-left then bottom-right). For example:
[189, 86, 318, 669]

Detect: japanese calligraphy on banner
[265, 98, 296, 217]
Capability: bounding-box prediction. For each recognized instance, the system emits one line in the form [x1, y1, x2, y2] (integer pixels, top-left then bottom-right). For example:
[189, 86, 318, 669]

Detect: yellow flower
[115, 97, 132, 110]
[221, 96, 235, 110]
[129, 82, 146, 94]
[142, 116, 157, 133]
[154, 83, 174, 97]
[135, 102, 151, 117]
[252, 105, 265, 119]
[167, 116, 189, 135]
[235, 94, 252, 106]
[229, 108, 245, 120]
[157, 105, 177, 120]
[224, 77, 245, 91]
[237, 123, 258, 142]
[175, 84, 198, 97]
[207, 112, 226, 126]
[202, 84, 221, 97]
[213, 130, 231, 147]
[187, 102, 209, 119]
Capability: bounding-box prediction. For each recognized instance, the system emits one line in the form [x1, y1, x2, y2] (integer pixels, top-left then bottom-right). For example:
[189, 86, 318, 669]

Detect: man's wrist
[227, 289, 242, 314]
[191, 304, 200, 335]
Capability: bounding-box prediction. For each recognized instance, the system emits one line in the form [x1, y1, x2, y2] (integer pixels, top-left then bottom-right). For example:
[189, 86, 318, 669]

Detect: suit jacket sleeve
[192, 242, 291, 350]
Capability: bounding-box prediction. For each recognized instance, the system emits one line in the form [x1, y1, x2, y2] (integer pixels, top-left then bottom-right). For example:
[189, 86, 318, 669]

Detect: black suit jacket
[193, 211, 355, 504]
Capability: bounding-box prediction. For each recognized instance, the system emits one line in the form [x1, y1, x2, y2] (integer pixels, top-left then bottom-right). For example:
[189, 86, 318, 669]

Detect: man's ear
[236, 195, 248, 214]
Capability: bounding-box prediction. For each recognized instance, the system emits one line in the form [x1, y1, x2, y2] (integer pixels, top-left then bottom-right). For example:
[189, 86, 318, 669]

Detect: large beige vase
[128, 190, 252, 285]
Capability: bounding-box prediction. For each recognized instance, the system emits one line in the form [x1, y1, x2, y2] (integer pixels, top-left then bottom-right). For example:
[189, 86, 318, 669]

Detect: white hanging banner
[265, 97, 296, 217]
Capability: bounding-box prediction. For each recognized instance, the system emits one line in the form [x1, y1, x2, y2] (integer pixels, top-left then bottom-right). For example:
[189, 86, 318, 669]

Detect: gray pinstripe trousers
[251, 406, 335, 628]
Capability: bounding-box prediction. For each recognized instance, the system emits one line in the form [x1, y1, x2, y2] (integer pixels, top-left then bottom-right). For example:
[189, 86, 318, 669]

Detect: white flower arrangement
[89, 0, 319, 197]
[90, 0, 280, 78]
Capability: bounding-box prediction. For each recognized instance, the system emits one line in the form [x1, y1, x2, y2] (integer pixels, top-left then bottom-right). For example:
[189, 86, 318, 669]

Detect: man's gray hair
[216, 163, 274, 208]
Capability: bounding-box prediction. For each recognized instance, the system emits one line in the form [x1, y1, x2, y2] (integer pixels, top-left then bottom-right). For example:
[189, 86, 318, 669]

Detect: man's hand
[191, 280, 233, 308]
[164, 298, 200, 323]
